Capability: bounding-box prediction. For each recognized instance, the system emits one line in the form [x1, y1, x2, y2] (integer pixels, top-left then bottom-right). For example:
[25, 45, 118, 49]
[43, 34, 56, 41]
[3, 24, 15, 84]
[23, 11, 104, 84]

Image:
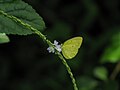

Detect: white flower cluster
[47, 40, 62, 53]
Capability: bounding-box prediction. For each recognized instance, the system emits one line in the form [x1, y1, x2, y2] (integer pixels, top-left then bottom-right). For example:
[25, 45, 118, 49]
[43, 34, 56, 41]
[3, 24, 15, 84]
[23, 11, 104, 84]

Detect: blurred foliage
[93, 66, 108, 81]
[0, 0, 120, 90]
[101, 32, 120, 63]
[77, 76, 98, 90]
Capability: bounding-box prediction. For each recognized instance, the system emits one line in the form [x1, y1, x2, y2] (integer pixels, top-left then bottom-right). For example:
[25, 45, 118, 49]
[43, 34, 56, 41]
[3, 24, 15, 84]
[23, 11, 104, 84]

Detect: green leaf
[0, 33, 10, 44]
[101, 32, 120, 63]
[0, 0, 45, 35]
[0, 0, 14, 3]
[93, 67, 108, 81]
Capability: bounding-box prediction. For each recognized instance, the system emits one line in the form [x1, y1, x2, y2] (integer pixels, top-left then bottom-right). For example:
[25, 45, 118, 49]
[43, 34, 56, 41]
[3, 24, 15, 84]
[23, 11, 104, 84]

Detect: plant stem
[0, 9, 78, 90]
[58, 53, 78, 90]
[110, 61, 120, 80]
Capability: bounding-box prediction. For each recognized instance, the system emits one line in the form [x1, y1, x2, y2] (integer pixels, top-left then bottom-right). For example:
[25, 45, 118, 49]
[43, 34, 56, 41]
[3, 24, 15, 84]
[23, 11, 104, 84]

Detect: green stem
[0, 9, 78, 90]
[110, 61, 120, 80]
[58, 53, 78, 90]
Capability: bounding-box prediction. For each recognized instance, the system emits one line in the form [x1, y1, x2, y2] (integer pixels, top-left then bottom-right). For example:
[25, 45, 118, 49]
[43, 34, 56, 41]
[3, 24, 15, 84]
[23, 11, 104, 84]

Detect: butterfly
[61, 37, 83, 59]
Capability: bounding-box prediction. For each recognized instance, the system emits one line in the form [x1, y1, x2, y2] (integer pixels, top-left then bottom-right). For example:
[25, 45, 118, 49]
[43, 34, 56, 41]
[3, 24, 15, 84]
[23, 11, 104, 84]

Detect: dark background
[0, 0, 120, 90]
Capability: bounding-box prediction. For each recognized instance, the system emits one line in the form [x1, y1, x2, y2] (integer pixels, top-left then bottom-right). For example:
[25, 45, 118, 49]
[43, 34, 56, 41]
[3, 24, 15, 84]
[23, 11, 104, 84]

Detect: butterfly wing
[62, 37, 83, 59]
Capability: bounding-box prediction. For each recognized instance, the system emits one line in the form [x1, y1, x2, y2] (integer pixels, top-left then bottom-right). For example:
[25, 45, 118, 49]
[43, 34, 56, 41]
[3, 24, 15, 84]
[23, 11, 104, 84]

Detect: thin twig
[110, 61, 120, 80]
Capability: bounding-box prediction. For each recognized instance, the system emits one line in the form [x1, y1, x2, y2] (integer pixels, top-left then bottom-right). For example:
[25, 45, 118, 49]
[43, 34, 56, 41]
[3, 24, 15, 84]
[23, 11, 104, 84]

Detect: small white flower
[55, 44, 62, 52]
[47, 40, 62, 53]
[53, 40, 62, 52]
[47, 46, 55, 53]
[54, 40, 59, 46]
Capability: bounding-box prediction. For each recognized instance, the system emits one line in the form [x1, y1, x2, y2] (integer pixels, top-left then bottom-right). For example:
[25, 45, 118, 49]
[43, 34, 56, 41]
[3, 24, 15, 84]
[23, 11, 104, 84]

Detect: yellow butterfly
[61, 37, 83, 59]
